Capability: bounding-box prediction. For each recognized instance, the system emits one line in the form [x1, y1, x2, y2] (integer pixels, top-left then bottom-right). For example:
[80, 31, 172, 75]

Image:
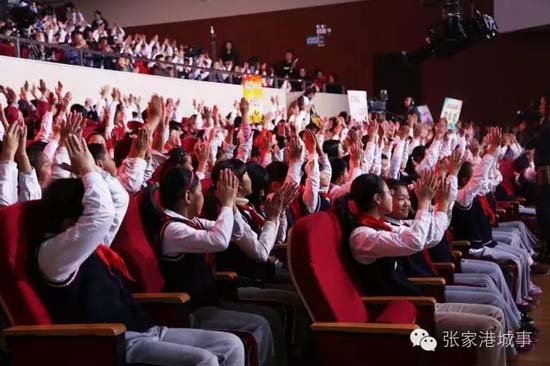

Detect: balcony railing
[0, 33, 314, 91]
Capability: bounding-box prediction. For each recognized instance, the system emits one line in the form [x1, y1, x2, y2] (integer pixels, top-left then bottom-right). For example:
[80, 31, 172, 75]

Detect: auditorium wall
[124, 0, 550, 123]
[73, 0, 364, 28]
[420, 27, 550, 125]
[0, 56, 348, 117]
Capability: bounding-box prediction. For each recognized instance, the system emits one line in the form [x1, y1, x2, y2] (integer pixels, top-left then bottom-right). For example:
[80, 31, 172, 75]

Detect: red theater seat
[0, 201, 127, 366]
[111, 191, 259, 366]
[288, 211, 475, 366]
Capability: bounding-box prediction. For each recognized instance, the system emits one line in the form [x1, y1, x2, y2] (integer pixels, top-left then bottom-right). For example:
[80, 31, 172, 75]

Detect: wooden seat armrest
[433, 262, 456, 271]
[452, 240, 471, 248]
[215, 271, 239, 281]
[2, 323, 126, 337]
[273, 244, 287, 252]
[452, 250, 463, 259]
[311, 322, 418, 335]
[408, 277, 446, 286]
[133, 292, 190, 304]
[361, 296, 436, 306]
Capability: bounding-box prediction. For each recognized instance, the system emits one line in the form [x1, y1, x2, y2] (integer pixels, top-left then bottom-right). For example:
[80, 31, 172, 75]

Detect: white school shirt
[38, 172, 117, 283]
[349, 209, 433, 265]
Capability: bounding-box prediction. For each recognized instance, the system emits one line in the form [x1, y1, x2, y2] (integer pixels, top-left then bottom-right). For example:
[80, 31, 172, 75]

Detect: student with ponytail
[334, 171, 506, 366]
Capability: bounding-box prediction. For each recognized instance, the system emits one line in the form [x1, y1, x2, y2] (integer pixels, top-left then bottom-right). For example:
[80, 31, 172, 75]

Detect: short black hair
[159, 167, 199, 211]
[26, 141, 47, 168]
[42, 178, 84, 234]
[113, 134, 133, 167]
[323, 140, 341, 159]
[211, 159, 247, 185]
[266, 161, 288, 184]
[246, 162, 269, 208]
[70, 103, 86, 115]
[88, 143, 107, 162]
[329, 157, 348, 183]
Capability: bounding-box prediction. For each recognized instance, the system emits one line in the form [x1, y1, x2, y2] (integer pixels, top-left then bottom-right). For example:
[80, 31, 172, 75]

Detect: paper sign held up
[440, 98, 463, 130]
[347, 90, 368, 122]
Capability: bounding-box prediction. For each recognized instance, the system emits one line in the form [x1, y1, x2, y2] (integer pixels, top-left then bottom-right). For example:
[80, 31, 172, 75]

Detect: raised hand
[367, 120, 379, 142]
[413, 122, 422, 139]
[414, 169, 438, 210]
[287, 136, 303, 162]
[486, 127, 502, 155]
[447, 149, 466, 176]
[264, 192, 284, 222]
[0, 121, 21, 161]
[38, 79, 47, 94]
[239, 97, 249, 117]
[215, 169, 239, 208]
[435, 176, 452, 213]
[278, 181, 300, 207]
[146, 94, 165, 132]
[55, 81, 64, 99]
[348, 132, 363, 168]
[398, 124, 410, 140]
[99, 85, 110, 98]
[65, 134, 96, 176]
[68, 110, 85, 138]
[15, 121, 32, 173]
[303, 129, 317, 155]
[194, 141, 210, 168]
[435, 118, 448, 139]
[469, 138, 480, 156]
[128, 128, 151, 159]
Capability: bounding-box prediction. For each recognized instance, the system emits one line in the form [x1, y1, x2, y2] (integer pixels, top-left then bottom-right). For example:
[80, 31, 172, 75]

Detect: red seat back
[289, 211, 368, 323]
[0, 201, 52, 326]
[111, 196, 165, 293]
[499, 159, 515, 198]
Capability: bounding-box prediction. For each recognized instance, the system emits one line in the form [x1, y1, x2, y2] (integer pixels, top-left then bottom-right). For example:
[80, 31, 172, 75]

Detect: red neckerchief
[290, 186, 306, 220]
[363, 215, 439, 276]
[171, 215, 216, 269]
[238, 204, 266, 229]
[477, 195, 497, 226]
[358, 214, 393, 231]
[95, 244, 135, 282]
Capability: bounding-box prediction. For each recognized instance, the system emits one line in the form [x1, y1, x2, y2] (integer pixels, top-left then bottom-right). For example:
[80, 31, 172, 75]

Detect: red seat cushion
[111, 196, 165, 293]
[375, 300, 417, 324]
[290, 211, 368, 323]
[0, 201, 52, 325]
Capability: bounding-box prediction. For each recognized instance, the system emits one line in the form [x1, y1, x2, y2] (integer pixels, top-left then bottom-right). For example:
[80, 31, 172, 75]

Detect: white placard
[347, 90, 368, 122]
[440, 98, 463, 130]
[416, 105, 433, 124]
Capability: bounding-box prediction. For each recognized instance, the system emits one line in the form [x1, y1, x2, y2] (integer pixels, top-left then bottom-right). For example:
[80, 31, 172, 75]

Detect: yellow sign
[242, 75, 263, 124]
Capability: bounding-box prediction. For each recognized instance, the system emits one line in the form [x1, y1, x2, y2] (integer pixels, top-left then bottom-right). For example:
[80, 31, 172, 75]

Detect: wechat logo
[410, 328, 438, 351]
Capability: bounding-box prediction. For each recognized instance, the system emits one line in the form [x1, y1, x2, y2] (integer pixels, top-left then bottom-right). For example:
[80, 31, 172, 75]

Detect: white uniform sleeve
[303, 155, 320, 214]
[51, 146, 73, 180]
[0, 160, 18, 206]
[415, 139, 442, 175]
[38, 172, 116, 283]
[350, 209, 432, 265]
[101, 172, 129, 246]
[162, 207, 234, 256]
[389, 139, 406, 180]
[456, 154, 495, 207]
[117, 157, 147, 193]
[18, 169, 42, 202]
[232, 210, 279, 262]
[43, 140, 59, 162]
